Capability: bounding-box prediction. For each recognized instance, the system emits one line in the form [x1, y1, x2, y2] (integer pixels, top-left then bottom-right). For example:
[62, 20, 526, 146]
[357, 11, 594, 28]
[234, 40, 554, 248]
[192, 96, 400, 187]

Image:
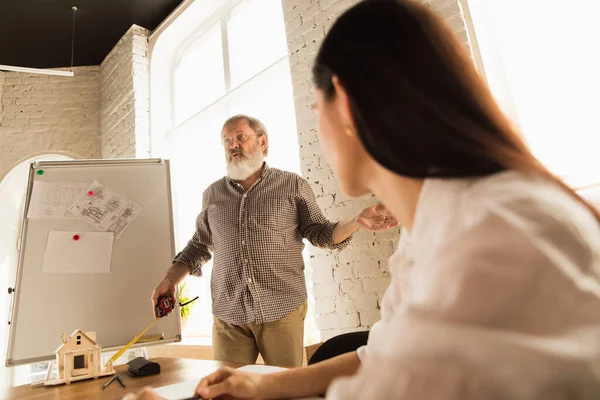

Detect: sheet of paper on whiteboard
[42, 231, 114, 273]
[154, 365, 323, 400]
[68, 181, 142, 238]
[27, 182, 89, 219]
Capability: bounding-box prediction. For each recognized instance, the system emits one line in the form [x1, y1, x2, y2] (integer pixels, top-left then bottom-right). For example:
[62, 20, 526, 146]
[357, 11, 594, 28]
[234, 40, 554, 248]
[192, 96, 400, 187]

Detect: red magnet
[88, 190, 94, 197]
[73, 234, 80, 241]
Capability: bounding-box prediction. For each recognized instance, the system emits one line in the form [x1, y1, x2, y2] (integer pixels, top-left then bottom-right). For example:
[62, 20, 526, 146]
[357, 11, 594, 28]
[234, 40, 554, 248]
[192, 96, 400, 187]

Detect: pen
[116, 375, 126, 388]
[101, 374, 118, 389]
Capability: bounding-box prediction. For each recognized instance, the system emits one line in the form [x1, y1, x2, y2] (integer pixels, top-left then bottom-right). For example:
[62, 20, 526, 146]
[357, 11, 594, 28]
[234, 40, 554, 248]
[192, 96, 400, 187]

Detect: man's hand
[355, 204, 399, 232]
[151, 263, 190, 318]
[151, 277, 177, 318]
[196, 367, 264, 400]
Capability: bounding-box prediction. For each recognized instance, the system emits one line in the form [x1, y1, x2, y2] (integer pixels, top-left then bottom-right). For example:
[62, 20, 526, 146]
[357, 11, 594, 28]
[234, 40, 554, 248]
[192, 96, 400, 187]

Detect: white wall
[0, 25, 153, 179]
[0, 67, 101, 180]
[281, 0, 472, 340]
[100, 25, 151, 159]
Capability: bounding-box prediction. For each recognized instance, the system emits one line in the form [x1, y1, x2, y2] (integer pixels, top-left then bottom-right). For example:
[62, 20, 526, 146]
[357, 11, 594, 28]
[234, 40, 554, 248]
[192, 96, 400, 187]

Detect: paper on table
[42, 231, 114, 273]
[154, 365, 324, 400]
[68, 181, 142, 239]
[27, 182, 90, 219]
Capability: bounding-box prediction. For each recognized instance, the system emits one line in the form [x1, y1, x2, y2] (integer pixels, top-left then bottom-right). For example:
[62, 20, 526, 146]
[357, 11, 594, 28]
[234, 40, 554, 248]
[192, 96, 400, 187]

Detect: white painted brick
[316, 194, 334, 209]
[350, 229, 375, 245]
[308, 252, 336, 269]
[340, 279, 362, 296]
[286, 14, 303, 32]
[335, 294, 357, 314]
[311, 264, 334, 284]
[376, 226, 402, 241]
[100, 24, 150, 159]
[320, 178, 340, 198]
[352, 292, 379, 312]
[352, 260, 383, 280]
[316, 311, 360, 331]
[333, 263, 354, 281]
[0, 67, 101, 178]
[312, 282, 339, 298]
[282, 0, 470, 336]
[338, 248, 374, 267]
[319, 329, 339, 342]
[316, 313, 337, 331]
[367, 240, 396, 260]
[338, 312, 360, 328]
[314, 296, 335, 315]
[359, 308, 381, 326]
[378, 259, 391, 276]
[320, 327, 368, 342]
[362, 277, 391, 300]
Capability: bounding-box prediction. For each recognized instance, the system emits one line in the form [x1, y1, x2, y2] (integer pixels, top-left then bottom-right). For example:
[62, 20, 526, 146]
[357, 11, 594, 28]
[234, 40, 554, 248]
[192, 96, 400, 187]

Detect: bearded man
[151, 115, 397, 367]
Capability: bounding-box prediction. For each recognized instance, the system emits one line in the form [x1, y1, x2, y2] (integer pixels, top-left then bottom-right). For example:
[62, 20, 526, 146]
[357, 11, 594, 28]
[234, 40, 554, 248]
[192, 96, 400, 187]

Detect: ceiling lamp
[0, 6, 78, 77]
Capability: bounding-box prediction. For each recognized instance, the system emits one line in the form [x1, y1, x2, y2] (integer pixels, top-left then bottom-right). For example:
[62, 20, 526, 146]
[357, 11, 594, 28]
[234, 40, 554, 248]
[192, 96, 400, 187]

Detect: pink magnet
[88, 191, 94, 197]
[73, 234, 80, 241]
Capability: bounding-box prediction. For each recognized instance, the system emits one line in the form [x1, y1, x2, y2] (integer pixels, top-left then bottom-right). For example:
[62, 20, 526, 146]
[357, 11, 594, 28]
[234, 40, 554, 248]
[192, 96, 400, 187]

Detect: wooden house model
[41, 329, 115, 386]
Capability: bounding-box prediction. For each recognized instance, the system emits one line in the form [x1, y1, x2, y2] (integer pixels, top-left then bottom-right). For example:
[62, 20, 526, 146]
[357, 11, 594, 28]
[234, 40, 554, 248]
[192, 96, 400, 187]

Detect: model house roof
[55, 329, 99, 354]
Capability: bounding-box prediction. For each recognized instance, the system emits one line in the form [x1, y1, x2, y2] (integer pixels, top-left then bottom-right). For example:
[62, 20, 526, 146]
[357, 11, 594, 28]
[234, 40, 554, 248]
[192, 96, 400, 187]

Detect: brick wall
[0, 23, 151, 180]
[100, 25, 151, 159]
[0, 67, 101, 180]
[282, 0, 471, 340]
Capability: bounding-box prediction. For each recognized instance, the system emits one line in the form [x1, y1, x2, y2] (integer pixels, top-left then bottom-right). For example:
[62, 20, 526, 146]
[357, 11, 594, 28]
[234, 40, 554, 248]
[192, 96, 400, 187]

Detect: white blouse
[327, 171, 600, 399]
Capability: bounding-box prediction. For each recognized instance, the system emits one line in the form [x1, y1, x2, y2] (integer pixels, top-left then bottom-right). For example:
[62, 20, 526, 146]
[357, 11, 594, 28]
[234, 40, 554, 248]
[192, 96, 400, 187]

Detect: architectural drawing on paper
[81, 206, 107, 223]
[68, 181, 142, 238]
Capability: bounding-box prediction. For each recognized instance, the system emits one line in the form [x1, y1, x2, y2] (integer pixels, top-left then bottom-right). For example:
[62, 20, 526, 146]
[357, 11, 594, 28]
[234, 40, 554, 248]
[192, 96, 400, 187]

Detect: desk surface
[1, 358, 238, 400]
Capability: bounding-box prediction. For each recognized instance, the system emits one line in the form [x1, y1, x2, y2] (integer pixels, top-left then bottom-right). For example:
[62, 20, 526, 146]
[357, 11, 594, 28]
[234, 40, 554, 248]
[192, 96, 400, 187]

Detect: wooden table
[1, 358, 239, 400]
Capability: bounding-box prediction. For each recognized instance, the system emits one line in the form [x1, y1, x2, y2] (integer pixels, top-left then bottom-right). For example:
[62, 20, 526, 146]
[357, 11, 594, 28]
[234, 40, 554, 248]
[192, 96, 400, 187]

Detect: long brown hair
[312, 0, 600, 222]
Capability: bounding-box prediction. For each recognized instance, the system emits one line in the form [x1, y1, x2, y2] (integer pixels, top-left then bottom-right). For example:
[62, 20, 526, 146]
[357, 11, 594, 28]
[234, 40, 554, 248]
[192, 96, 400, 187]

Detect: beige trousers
[212, 301, 308, 367]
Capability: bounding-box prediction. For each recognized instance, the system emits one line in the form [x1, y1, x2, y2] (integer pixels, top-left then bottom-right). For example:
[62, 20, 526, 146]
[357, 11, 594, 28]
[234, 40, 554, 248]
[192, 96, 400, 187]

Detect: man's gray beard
[226, 149, 264, 180]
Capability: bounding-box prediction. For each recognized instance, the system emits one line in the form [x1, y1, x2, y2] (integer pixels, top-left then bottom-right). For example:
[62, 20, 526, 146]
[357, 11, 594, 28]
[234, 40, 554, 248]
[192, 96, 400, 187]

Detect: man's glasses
[221, 133, 257, 147]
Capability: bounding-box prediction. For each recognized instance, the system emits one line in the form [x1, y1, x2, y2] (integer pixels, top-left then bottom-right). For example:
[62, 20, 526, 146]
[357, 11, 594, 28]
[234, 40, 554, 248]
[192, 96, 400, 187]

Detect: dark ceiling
[0, 0, 184, 69]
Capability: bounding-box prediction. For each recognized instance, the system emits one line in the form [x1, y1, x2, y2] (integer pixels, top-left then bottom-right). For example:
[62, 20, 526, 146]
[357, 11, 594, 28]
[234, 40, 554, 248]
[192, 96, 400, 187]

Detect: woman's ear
[331, 76, 355, 128]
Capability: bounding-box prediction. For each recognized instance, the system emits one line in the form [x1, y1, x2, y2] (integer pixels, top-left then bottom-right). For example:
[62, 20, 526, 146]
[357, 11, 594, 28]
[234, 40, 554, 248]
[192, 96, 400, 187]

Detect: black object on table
[127, 357, 161, 377]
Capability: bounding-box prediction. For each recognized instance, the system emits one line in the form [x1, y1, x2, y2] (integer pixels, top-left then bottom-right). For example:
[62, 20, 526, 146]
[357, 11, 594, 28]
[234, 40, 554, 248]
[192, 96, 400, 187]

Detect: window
[173, 22, 225, 125]
[152, 0, 320, 343]
[73, 355, 85, 369]
[466, 0, 600, 188]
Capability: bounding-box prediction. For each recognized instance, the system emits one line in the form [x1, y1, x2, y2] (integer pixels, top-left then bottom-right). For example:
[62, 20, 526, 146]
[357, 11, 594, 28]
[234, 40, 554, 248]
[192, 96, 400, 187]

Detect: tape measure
[104, 295, 198, 369]
[155, 296, 175, 318]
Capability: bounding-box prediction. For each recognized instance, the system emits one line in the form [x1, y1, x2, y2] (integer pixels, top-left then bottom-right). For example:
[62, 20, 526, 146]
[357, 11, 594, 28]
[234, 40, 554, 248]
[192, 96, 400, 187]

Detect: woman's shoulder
[463, 171, 599, 241]
[450, 170, 600, 277]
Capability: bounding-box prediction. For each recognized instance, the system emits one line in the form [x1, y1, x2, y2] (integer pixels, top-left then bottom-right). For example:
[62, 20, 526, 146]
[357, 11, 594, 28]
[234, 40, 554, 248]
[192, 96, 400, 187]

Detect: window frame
[169, 0, 245, 129]
[158, 0, 318, 342]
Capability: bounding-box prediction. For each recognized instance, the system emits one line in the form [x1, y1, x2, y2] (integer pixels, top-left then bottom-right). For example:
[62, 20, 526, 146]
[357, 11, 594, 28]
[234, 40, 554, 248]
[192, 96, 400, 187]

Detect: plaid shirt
[173, 163, 351, 325]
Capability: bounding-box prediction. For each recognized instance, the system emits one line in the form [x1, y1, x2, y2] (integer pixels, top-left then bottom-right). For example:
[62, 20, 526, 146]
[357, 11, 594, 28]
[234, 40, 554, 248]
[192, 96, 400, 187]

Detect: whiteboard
[6, 159, 180, 366]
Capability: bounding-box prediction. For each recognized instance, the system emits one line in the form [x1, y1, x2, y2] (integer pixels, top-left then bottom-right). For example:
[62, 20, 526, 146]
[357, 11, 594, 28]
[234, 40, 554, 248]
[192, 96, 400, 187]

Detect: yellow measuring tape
[104, 295, 198, 369]
[104, 317, 160, 369]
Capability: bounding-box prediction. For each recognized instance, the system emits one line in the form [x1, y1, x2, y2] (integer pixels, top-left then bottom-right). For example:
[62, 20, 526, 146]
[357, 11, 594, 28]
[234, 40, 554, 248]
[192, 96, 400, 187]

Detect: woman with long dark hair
[126, 1, 600, 399]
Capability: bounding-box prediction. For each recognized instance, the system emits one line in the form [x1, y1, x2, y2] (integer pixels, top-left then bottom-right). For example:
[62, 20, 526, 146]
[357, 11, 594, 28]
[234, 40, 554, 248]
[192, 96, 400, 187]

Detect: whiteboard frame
[5, 158, 180, 367]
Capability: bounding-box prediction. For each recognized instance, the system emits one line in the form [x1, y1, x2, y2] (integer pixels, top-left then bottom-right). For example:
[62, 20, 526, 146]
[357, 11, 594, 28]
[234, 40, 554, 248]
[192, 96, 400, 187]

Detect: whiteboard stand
[6, 158, 181, 367]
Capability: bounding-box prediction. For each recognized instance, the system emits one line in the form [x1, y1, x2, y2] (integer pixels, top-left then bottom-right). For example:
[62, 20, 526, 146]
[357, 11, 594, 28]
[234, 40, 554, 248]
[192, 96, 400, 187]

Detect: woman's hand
[195, 366, 265, 399]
